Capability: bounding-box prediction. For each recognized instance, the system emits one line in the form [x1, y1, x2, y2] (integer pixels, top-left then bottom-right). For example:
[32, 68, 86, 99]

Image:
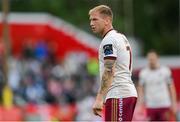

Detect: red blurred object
[0, 14, 98, 59]
[0, 103, 77, 121]
[171, 68, 180, 101]
[0, 106, 23, 121]
[0, 24, 98, 59]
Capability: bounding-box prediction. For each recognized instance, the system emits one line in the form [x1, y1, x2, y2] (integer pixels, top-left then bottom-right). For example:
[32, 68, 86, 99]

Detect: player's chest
[145, 71, 166, 84]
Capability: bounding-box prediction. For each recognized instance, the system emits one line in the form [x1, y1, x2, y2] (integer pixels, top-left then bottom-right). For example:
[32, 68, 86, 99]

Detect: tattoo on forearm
[104, 60, 114, 72]
[99, 60, 115, 95]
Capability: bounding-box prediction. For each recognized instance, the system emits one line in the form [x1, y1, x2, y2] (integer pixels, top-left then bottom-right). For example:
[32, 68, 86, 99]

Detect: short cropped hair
[147, 49, 159, 56]
[89, 5, 113, 20]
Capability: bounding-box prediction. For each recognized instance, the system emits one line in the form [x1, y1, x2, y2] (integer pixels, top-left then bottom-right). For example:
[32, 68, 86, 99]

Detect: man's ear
[104, 17, 109, 24]
[104, 17, 111, 25]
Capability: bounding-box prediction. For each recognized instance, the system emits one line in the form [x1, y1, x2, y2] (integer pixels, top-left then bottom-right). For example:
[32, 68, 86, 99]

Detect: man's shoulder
[102, 32, 125, 45]
[160, 65, 170, 70]
[159, 65, 171, 74]
[139, 67, 149, 76]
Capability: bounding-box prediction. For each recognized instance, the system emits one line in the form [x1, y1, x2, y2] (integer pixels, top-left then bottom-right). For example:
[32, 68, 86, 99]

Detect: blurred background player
[138, 50, 177, 121]
[89, 5, 137, 121]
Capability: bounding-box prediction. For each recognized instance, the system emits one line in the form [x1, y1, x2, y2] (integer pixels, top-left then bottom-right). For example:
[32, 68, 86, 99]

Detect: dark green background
[0, 0, 179, 55]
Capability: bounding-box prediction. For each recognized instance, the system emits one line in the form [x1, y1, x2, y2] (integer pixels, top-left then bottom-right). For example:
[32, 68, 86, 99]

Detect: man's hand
[92, 94, 104, 117]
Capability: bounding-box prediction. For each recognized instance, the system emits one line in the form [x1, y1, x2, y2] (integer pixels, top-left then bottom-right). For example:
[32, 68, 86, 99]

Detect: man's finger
[93, 108, 102, 117]
[96, 110, 102, 117]
[93, 108, 97, 115]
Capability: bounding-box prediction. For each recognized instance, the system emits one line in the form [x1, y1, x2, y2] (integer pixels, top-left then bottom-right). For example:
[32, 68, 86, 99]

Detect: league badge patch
[103, 44, 113, 55]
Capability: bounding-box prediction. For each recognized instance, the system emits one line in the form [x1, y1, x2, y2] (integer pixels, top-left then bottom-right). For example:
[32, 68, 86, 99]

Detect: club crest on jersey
[103, 44, 113, 55]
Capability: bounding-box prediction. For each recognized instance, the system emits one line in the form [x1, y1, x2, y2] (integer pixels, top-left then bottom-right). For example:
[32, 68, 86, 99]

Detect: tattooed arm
[98, 59, 115, 96]
[93, 59, 116, 117]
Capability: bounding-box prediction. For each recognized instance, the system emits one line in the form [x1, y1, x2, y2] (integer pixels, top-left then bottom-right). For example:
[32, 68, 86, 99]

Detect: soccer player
[138, 50, 177, 121]
[89, 5, 137, 121]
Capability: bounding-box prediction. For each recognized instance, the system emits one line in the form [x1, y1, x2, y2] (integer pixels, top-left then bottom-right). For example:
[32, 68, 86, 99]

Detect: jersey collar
[103, 29, 114, 38]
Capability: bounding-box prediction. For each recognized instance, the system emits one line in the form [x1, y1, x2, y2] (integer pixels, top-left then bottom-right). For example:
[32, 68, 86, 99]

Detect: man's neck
[149, 63, 160, 70]
[101, 25, 114, 38]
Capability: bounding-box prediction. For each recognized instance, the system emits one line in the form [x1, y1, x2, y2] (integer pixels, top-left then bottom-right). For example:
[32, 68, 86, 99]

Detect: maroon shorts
[146, 107, 171, 121]
[105, 97, 137, 121]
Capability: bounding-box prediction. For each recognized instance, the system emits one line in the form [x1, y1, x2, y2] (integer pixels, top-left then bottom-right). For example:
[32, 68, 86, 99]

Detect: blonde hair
[89, 5, 113, 20]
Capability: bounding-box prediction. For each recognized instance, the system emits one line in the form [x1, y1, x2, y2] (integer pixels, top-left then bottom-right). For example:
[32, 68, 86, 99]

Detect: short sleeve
[102, 38, 117, 60]
[139, 70, 145, 86]
[165, 67, 173, 84]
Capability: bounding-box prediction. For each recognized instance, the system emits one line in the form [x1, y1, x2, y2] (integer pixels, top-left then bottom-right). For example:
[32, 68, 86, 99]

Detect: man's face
[147, 52, 159, 69]
[89, 11, 106, 34]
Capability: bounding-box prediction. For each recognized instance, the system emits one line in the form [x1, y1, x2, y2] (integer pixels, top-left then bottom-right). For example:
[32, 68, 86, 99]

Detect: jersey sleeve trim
[104, 56, 117, 60]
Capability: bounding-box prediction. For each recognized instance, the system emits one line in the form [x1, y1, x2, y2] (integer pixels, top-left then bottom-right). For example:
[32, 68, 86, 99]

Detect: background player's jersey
[139, 66, 172, 108]
[99, 30, 137, 101]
